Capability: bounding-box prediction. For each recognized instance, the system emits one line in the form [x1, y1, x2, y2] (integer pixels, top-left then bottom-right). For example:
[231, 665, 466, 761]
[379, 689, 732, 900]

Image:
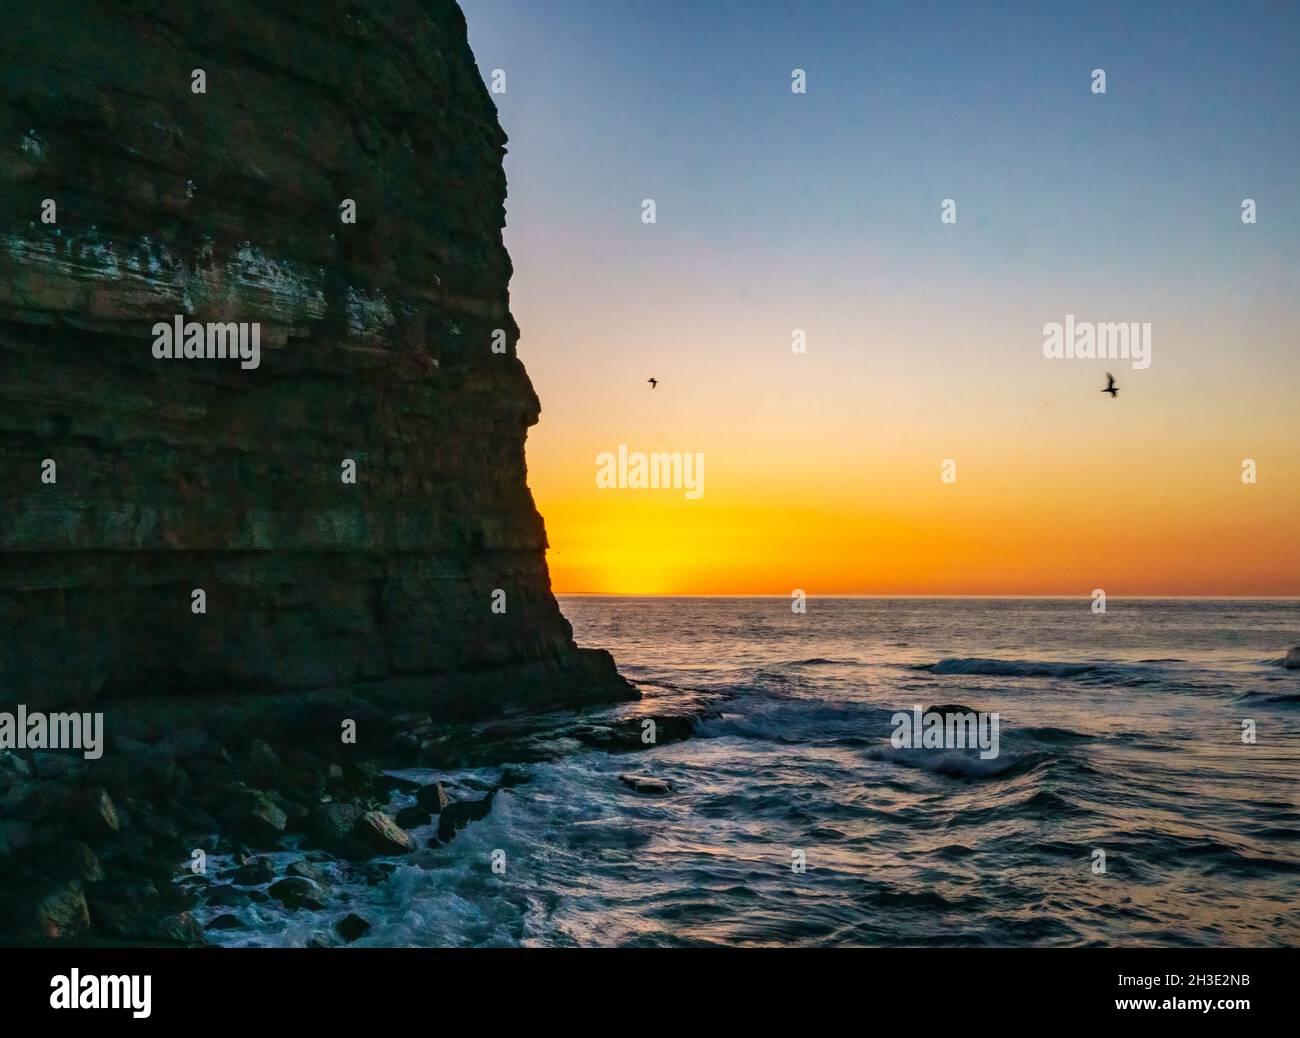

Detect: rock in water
[0, 0, 635, 722]
[619, 774, 672, 795]
[416, 782, 453, 814]
[268, 877, 326, 910]
[354, 811, 415, 856]
[1285, 647, 1300, 670]
[336, 913, 372, 944]
[436, 790, 496, 842]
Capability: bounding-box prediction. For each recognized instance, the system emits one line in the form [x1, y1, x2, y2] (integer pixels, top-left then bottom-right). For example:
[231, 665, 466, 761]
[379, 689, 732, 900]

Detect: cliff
[0, 0, 633, 723]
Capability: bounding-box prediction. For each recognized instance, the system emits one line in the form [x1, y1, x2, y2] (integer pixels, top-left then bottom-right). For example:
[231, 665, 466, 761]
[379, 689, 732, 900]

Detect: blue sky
[458, 0, 1300, 594]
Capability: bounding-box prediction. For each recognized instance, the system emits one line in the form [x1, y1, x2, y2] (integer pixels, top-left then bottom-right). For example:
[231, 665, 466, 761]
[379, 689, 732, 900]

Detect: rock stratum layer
[0, 0, 632, 719]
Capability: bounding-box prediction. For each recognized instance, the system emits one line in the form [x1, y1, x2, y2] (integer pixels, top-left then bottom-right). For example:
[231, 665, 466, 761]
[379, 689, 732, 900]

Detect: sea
[196, 597, 1300, 947]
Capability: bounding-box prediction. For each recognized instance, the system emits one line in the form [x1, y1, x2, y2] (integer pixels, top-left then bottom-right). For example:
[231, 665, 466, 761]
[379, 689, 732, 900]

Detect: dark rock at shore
[1284, 647, 1300, 669]
[207, 913, 244, 931]
[336, 913, 372, 943]
[574, 715, 698, 752]
[308, 801, 363, 849]
[37, 884, 92, 939]
[618, 774, 672, 795]
[416, 782, 453, 814]
[204, 885, 262, 908]
[437, 790, 496, 842]
[240, 794, 289, 846]
[18, 840, 104, 884]
[287, 859, 329, 884]
[83, 788, 121, 836]
[395, 806, 432, 829]
[231, 859, 276, 886]
[421, 785, 457, 816]
[268, 877, 326, 910]
[88, 901, 206, 945]
[355, 811, 415, 856]
[498, 766, 534, 789]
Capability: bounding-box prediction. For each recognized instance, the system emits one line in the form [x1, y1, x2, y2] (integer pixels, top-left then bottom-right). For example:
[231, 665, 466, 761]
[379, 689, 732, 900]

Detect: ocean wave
[919, 658, 1098, 678]
[1020, 726, 1096, 744]
[1236, 690, 1300, 705]
[918, 657, 1163, 687]
[864, 744, 1036, 779]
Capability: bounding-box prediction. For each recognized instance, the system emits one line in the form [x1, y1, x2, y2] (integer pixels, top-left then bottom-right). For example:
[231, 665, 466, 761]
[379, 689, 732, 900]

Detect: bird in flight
[647, 378, 657, 389]
[1102, 373, 1119, 398]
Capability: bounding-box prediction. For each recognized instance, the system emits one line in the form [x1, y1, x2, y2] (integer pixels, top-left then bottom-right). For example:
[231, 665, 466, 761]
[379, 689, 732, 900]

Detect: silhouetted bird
[647, 378, 657, 389]
[1102, 373, 1119, 397]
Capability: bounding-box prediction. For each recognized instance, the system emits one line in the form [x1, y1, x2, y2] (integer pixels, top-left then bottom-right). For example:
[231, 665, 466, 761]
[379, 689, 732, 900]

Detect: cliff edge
[0, 0, 633, 720]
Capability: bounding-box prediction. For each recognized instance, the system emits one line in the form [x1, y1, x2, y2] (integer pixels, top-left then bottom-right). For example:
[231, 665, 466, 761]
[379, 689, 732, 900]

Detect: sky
[461, 0, 1300, 596]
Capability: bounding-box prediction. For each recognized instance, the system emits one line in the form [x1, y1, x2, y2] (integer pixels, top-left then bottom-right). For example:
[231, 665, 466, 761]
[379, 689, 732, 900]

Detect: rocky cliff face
[0, 0, 631, 719]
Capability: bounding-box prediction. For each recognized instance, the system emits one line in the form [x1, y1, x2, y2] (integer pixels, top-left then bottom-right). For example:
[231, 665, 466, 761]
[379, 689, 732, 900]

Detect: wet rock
[231, 858, 276, 885]
[30, 751, 86, 782]
[204, 884, 254, 908]
[1285, 647, 1300, 669]
[241, 793, 288, 845]
[84, 787, 121, 834]
[395, 805, 431, 828]
[308, 800, 362, 849]
[244, 739, 287, 785]
[926, 703, 977, 715]
[498, 765, 533, 789]
[36, 883, 91, 939]
[207, 913, 244, 931]
[21, 840, 104, 883]
[618, 774, 672, 795]
[286, 859, 328, 884]
[354, 862, 398, 886]
[354, 811, 415, 855]
[92, 903, 206, 945]
[416, 782, 452, 814]
[437, 790, 496, 842]
[336, 912, 371, 943]
[268, 876, 326, 910]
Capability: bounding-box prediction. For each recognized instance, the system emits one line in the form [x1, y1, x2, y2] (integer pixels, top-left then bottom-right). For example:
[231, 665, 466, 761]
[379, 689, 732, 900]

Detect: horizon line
[553, 592, 1300, 601]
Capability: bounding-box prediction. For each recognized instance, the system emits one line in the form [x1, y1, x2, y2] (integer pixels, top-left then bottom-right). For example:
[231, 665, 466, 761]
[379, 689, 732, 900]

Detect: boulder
[336, 912, 371, 943]
[308, 800, 363, 848]
[437, 790, 496, 842]
[241, 794, 288, 845]
[286, 859, 328, 884]
[354, 811, 415, 856]
[84, 787, 121, 834]
[268, 877, 326, 910]
[619, 774, 672, 795]
[416, 782, 452, 814]
[36, 883, 91, 939]
[395, 806, 431, 829]
[230, 859, 276, 886]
